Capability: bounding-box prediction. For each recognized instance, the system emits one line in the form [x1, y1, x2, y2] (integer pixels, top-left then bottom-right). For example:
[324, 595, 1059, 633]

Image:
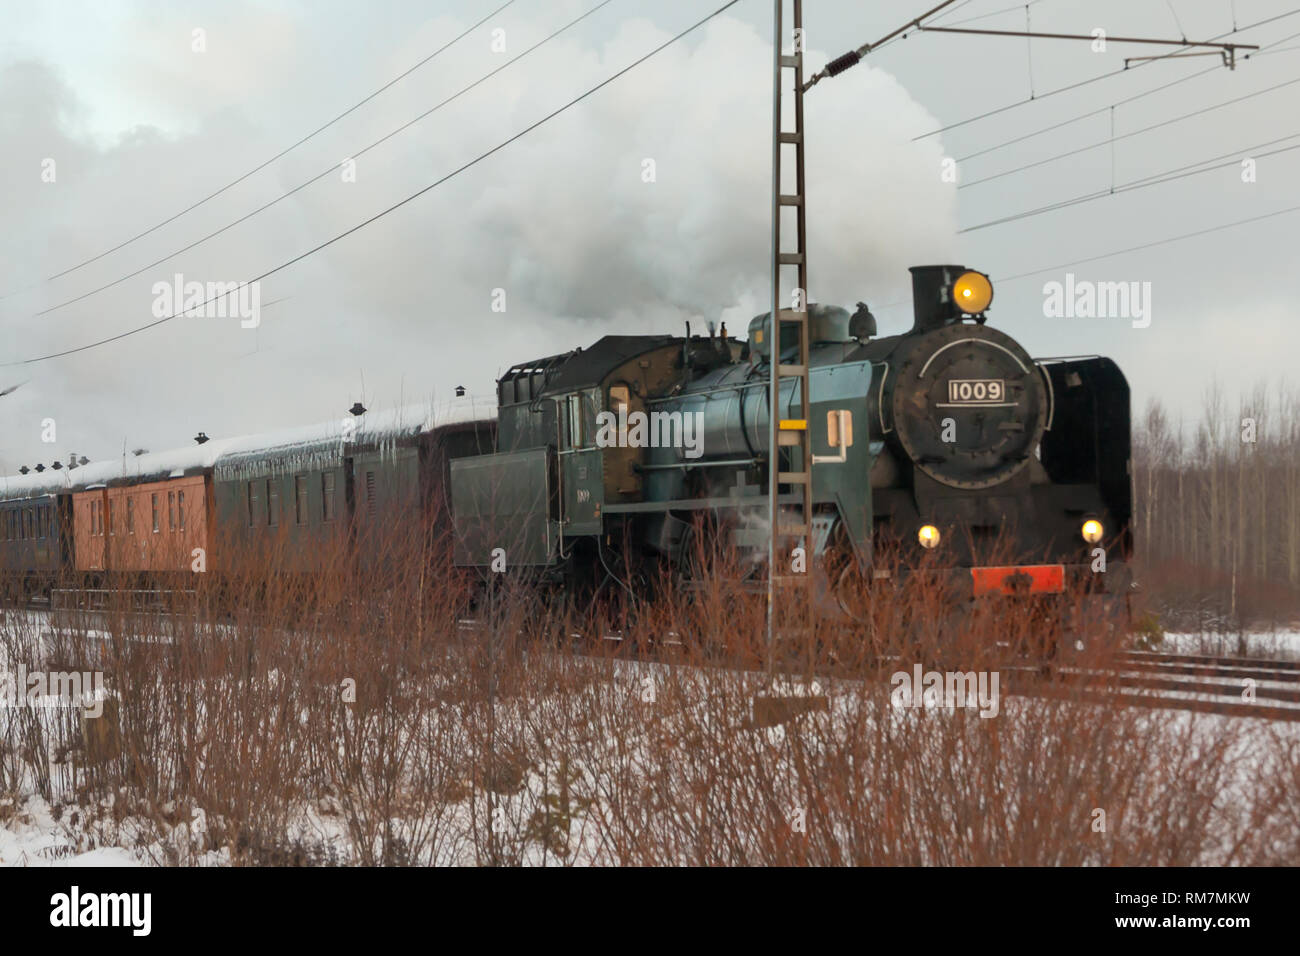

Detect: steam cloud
[0, 6, 955, 470]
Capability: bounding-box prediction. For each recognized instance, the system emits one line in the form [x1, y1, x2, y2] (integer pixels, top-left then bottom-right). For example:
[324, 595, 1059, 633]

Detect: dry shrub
[0, 513, 1296, 866]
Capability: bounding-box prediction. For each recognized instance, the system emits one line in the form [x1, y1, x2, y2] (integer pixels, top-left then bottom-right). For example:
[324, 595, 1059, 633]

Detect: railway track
[1006, 651, 1300, 722]
[12, 599, 1300, 722]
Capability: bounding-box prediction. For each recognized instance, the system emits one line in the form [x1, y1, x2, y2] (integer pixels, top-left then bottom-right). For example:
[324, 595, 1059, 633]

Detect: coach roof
[0, 399, 496, 500]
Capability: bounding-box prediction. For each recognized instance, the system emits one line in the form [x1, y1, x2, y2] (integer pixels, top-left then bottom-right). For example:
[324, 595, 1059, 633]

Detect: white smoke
[0, 6, 955, 470]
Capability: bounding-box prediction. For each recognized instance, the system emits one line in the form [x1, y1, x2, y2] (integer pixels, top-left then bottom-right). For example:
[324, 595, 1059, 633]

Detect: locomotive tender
[449, 265, 1133, 618]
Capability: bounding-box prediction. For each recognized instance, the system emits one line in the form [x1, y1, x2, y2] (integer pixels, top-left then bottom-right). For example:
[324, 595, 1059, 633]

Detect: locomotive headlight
[951, 270, 994, 315]
[1081, 518, 1104, 544]
[918, 524, 941, 550]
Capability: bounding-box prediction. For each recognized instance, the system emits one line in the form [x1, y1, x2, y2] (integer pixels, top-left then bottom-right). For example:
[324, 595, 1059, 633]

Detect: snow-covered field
[3, 610, 1300, 867]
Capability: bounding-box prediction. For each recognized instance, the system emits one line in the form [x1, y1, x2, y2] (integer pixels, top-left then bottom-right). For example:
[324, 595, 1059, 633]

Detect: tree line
[1132, 382, 1300, 630]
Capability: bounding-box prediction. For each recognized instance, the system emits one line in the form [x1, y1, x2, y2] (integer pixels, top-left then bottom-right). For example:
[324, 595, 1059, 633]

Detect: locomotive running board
[970, 564, 1065, 596]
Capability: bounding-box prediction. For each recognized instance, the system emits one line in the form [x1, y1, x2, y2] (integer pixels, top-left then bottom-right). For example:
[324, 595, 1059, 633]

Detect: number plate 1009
[946, 379, 1005, 404]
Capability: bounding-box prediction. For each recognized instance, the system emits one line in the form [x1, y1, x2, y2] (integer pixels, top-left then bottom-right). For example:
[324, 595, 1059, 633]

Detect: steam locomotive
[1, 264, 1133, 630]
[449, 264, 1134, 620]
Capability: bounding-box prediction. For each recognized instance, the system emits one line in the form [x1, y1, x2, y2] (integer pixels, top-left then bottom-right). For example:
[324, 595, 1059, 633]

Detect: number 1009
[947, 379, 1005, 403]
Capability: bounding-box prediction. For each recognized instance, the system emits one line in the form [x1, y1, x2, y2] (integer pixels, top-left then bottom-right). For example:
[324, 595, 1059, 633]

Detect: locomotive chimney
[909, 264, 966, 333]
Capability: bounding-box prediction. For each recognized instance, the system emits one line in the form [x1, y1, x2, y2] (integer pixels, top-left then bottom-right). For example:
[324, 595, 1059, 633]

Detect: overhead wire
[0, 0, 518, 300]
[993, 203, 1300, 282]
[4, 0, 744, 368]
[959, 132, 1300, 232]
[27, 0, 622, 320]
[958, 72, 1300, 189]
[913, 8, 1300, 141]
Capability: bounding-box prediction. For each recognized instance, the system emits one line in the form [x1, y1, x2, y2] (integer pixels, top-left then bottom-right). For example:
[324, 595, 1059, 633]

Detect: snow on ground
[3, 613, 1299, 865]
[0, 797, 144, 867]
[1161, 629, 1300, 660]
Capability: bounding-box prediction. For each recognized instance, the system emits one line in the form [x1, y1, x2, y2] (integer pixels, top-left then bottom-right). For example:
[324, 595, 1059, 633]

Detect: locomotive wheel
[668, 517, 766, 660]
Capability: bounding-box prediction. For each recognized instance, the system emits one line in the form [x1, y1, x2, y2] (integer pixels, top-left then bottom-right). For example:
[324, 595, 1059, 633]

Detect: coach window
[152, 494, 160, 533]
[247, 482, 258, 528]
[168, 491, 176, 531]
[268, 480, 280, 527]
[178, 491, 186, 531]
[126, 498, 135, 535]
[322, 472, 336, 522]
[108, 500, 115, 536]
[295, 476, 308, 525]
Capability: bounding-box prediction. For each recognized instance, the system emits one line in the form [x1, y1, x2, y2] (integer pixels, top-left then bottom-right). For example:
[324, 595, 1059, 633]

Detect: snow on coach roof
[0, 399, 496, 501]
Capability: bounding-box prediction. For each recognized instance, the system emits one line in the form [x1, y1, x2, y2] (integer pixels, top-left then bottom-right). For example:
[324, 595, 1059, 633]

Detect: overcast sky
[1, 0, 1297, 470]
